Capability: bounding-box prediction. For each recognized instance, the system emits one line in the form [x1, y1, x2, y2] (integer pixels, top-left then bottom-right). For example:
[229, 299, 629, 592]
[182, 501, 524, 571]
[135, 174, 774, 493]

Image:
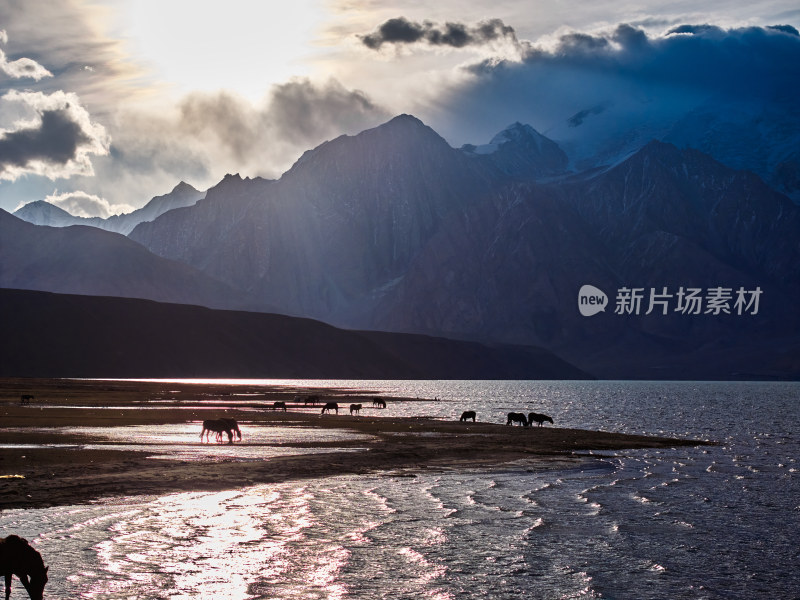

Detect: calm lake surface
[2, 380, 798, 599]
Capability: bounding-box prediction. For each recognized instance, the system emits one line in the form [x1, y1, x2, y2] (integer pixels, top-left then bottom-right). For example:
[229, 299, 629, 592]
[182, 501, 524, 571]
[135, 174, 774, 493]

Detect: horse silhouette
[321, 402, 339, 414]
[19, 395, 33, 406]
[201, 418, 240, 443]
[349, 403, 362, 415]
[303, 395, 320, 406]
[269, 401, 287, 411]
[506, 412, 529, 427]
[528, 412, 554, 427]
[460, 410, 476, 422]
[1, 535, 48, 600]
[219, 418, 241, 441]
[372, 397, 386, 408]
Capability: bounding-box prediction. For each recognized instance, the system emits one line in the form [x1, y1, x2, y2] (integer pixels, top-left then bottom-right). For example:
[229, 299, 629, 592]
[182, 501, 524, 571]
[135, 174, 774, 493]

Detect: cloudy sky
[0, 0, 798, 216]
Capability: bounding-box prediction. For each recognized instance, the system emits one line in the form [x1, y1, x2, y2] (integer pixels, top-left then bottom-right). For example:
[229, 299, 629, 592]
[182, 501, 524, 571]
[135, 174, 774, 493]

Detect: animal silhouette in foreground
[1, 535, 48, 600]
[528, 412, 554, 427]
[321, 402, 339, 414]
[349, 403, 362, 415]
[506, 412, 529, 427]
[460, 410, 476, 422]
[269, 401, 287, 411]
[372, 397, 386, 408]
[201, 418, 241, 443]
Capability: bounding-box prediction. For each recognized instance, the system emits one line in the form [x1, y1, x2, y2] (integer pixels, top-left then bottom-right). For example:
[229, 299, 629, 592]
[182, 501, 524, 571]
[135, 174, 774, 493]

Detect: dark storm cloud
[426, 21, 800, 164]
[0, 91, 109, 181]
[549, 23, 800, 97]
[0, 108, 90, 167]
[360, 17, 519, 50]
[450, 23, 800, 127]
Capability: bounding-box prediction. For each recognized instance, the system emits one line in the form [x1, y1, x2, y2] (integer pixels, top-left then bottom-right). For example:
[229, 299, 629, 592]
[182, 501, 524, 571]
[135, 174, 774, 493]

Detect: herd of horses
[200, 401, 552, 446]
[197, 397, 390, 444]
[200, 406, 551, 445]
[461, 410, 554, 428]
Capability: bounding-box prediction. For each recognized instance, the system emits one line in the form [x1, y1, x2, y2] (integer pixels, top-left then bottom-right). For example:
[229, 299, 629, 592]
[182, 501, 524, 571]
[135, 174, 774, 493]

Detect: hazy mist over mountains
[7, 108, 800, 379]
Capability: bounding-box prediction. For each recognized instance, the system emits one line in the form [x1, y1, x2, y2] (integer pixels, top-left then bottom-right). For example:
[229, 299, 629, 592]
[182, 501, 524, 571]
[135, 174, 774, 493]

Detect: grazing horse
[219, 418, 242, 441]
[528, 412, 554, 427]
[321, 402, 339, 414]
[19, 395, 33, 406]
[372, 397, 386, 408]
[201, 419, 238, 443]
[506, 412, 529, 427]
[303, 395, 320, 406]
[270, 401, 287, 412]
[460, 410, 476, 422]
[349, 403, 362, 415]
[1, 535, 48, 600]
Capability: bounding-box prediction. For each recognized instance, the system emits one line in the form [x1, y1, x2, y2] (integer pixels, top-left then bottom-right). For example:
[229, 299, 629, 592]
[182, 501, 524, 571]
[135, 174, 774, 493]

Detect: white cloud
[44, 189, 132, 218]
[0, 51, 53, 81]
[0, 29, 52, 80]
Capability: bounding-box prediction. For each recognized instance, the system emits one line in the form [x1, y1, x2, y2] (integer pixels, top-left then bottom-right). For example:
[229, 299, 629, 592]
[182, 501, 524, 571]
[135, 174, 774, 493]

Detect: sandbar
[0, 378, 711, 510]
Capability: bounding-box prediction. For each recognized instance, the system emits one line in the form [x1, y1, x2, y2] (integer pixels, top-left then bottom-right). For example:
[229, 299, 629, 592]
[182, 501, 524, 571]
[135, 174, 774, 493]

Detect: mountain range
[13, 181, 204, 235]
[0, 208, 252, 311]
[7, 114, 800, 379]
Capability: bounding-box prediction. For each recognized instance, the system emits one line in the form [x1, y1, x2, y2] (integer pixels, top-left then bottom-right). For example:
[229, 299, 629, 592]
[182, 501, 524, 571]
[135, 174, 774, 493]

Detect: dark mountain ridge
[0, 288, 589, 380]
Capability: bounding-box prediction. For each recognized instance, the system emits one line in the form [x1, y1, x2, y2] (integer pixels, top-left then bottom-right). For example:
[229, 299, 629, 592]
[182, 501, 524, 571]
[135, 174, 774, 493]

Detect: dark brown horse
[349, 403, 362, 415]
[1, 535, 48, 600]
[460, 410, 476, 422]
[506, 412, 529, 427]
[219, 418, 242, 441]
[372, 397, 386, 408]
[269, 401, 287, 411]
[321, 402, 338, 414]
[201, 418, 241, 443]
[528, 412, 554, 427]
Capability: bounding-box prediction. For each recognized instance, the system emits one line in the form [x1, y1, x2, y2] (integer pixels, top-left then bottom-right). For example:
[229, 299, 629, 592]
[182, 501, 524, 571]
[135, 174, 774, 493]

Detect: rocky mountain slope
[130, 115, 503, 323]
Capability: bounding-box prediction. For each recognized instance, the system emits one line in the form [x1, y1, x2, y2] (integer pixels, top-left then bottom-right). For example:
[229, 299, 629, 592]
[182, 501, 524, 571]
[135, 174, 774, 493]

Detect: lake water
[2, 380, 798, 599]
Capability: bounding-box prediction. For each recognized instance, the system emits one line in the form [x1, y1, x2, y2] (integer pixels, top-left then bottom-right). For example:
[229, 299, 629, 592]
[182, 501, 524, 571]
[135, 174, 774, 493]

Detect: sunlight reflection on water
[2, 381, 798, 599]
[3, 424, 373, 461]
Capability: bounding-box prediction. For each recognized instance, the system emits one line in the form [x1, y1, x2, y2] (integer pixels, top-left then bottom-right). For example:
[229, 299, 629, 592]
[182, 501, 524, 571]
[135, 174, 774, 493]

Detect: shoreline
[0, 378, 712, 511]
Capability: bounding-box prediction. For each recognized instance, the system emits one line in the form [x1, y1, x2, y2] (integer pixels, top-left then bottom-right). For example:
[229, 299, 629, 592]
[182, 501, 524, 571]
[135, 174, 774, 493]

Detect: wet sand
[0, 378, 712, 510]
